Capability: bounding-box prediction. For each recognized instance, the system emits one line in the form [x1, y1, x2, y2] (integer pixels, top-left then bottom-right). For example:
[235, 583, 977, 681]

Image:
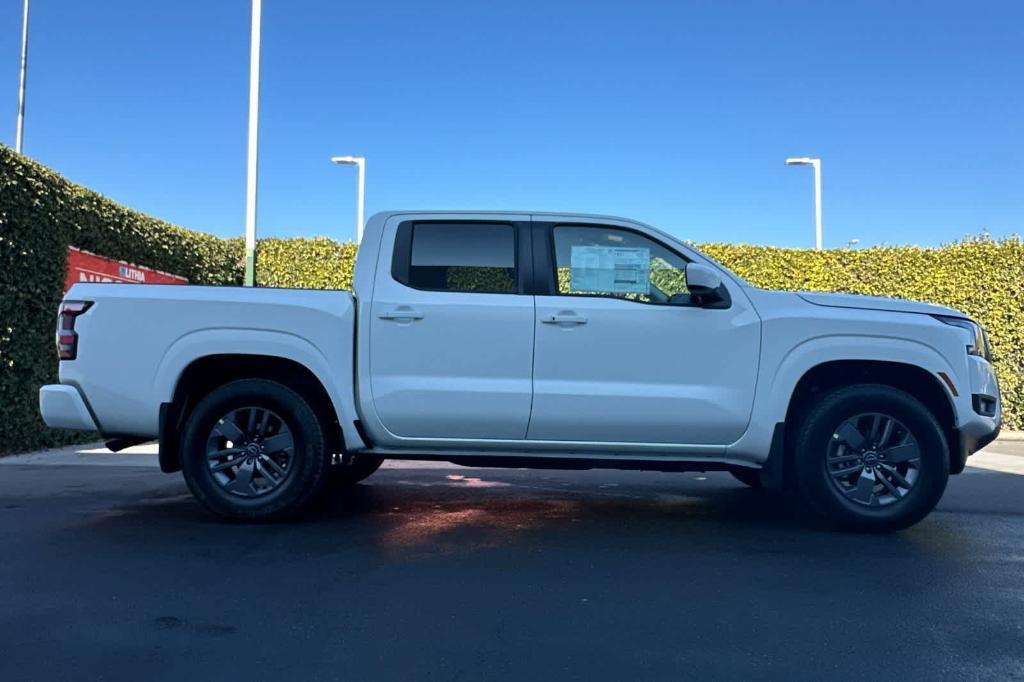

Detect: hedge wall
[255, 238, 357, 290]
[0, 145, 244, 454]
[1, 144, 1020, 456]
[700, 239, 1023, 431]
[256, 237, 1023, 431]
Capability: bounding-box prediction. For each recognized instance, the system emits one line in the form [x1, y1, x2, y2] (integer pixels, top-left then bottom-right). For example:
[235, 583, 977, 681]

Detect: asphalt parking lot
[2, 442, 1023, 681]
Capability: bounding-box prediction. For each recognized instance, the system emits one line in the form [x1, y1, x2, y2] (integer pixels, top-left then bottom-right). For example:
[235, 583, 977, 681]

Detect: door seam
[524, 298, 538, 439]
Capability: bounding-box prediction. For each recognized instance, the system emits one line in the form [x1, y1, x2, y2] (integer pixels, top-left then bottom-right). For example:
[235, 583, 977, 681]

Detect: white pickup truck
[40, 212, 1001, 530]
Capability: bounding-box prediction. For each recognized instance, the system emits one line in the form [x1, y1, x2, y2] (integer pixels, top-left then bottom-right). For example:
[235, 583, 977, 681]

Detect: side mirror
[683, 263, 726, 306]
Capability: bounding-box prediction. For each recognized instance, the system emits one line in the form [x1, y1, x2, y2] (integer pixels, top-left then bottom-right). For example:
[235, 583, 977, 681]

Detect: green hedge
[2, 144, 1020, 456]
[701, 240, 1023, 431]
[258, 238, 1022, 431]
[255, 238, 357, 290]
[0, 145, 243, 454]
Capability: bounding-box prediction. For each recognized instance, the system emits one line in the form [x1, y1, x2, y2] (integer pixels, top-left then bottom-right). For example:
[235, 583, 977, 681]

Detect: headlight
[933, 315, 991, 360]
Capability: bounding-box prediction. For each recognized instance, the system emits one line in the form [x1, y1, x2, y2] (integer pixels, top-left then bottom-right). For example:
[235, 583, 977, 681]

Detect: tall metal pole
[331, 156, 367, 242]
[14, 0, 29, 153]
[785, 157, 823, 250]
[812, 159, 823, 251]
[243, 0, 262, 287]
[355, 158, 365, 243]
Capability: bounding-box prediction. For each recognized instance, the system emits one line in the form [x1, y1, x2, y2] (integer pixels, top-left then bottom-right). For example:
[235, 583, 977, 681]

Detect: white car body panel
[529, 292, 760, 445]
[56, 284, 365, 450]
[729, 288, 1001, 462]
[40, 210, 1000, 473]
[38, 384, 99, 431]
[797, 291, 963, 317]
[365, 213, 535, 441]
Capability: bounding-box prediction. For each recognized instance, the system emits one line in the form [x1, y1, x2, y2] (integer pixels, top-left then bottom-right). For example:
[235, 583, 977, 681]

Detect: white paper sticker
[570, 246, 650, 295]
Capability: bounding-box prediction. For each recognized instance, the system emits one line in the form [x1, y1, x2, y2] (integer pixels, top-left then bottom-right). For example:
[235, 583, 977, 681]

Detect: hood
[796, 292, 965, 318]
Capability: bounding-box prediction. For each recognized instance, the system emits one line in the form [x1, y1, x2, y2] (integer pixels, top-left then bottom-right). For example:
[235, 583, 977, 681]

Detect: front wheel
[793, 384, 949, 532]
[181, 378, 332, 521]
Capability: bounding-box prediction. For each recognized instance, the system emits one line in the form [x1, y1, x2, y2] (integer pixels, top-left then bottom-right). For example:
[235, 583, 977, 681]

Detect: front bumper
[39, 385, 99, 431]
[948, 355, 1002, 474]
[949, 391, 1002, 473]
[951, 419, 1001, 473]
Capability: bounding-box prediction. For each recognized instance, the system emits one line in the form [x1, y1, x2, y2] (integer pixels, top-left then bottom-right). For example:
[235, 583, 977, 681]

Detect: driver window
[552, 225, 690, 304]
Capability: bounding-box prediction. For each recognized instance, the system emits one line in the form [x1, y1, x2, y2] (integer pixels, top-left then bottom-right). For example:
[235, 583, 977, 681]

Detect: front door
[369, 218, 535, 441]
[528, 221, 761, 445]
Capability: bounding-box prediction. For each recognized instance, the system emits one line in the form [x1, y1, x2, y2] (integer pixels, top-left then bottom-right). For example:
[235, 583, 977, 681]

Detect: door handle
[378, 306, 424, 322]
[542, 312, 587, 325]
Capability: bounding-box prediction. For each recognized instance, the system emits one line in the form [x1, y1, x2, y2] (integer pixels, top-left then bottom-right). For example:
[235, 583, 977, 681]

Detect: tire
[729, 467, 764, 488]
[181, 378, 332, 521]
[793, 384, 949, 532]
[330, 455, 384, 486]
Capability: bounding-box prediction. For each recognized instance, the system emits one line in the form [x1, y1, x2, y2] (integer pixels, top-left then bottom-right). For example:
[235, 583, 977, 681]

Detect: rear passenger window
[404, 223, 517, 293]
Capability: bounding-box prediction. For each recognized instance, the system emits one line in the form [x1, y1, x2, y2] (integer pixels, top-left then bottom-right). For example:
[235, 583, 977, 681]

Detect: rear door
[528, 219, 761, 445]
[367, 216, 535, 442]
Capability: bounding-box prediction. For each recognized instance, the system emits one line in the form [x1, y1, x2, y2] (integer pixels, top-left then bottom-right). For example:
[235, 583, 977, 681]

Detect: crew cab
[40, 212, 1001, 530]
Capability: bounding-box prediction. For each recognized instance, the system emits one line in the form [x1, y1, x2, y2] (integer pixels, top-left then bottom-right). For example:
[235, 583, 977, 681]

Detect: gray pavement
[1, 441, 1023, 680]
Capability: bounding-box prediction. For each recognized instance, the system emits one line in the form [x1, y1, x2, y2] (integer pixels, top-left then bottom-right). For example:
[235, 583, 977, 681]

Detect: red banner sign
[65, 247, 188, 293]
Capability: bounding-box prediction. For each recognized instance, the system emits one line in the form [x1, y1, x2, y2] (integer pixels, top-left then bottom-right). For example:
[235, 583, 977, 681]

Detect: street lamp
[15, 0, 29, 153]
[785, 156, 823, 250]
[331, 155, 366, 243]
[243, 0, 262, 287]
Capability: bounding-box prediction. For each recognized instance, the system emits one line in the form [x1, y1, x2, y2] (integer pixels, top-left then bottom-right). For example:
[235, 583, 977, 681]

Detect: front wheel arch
[782, 360, 958, 477]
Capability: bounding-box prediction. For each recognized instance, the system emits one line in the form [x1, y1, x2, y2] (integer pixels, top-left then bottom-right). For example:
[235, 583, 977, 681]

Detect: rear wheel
[181, 378, 332, 521]
[793, 384, 949, 532]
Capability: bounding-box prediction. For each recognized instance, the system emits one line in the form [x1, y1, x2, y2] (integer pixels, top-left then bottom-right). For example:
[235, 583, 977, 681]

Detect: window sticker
[570, 246, 650, 295]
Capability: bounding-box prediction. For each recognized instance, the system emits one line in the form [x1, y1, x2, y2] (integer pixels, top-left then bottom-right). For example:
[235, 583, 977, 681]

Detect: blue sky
[2, 0, 1021, 247]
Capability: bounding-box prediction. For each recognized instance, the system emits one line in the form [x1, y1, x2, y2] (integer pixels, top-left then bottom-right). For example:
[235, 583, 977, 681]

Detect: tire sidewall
[795, 385, 949, 531]
[181, 379, 329, 521]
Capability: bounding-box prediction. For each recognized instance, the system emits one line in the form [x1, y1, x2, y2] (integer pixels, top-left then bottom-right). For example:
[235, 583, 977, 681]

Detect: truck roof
[369, 210, 651, 224]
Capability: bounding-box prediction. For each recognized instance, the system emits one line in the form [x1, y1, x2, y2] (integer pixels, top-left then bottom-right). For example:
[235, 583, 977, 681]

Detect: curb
[997, 431, 1024, 442]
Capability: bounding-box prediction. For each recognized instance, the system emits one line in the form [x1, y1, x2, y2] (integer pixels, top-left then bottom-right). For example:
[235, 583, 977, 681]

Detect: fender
[765, 333, 958, 424]
[726, 333, 959, 463]
[153, 328, 365, 451]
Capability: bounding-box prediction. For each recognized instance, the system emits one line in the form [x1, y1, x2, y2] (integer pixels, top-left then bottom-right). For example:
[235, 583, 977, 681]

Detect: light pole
[785, 157, 823, 250]
[243, 0, 263, 287]
[15, 0, 29, 153]
[331, 156, 366, 243]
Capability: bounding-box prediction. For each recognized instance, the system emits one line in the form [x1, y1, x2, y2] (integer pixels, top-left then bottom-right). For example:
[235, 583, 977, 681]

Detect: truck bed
[58, 283, 356, 438]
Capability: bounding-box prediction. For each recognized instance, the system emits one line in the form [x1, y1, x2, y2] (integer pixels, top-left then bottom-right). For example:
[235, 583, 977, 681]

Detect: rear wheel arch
[180, 377, 332, 520]
[160, 354, 342, 473]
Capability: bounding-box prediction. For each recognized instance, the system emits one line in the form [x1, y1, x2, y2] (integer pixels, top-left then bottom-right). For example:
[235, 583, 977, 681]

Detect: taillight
[57, 301, 93, 360]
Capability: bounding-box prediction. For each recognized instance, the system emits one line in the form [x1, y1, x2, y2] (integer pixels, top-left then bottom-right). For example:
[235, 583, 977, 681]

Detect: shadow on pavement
[63, 464, 1023, 564]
